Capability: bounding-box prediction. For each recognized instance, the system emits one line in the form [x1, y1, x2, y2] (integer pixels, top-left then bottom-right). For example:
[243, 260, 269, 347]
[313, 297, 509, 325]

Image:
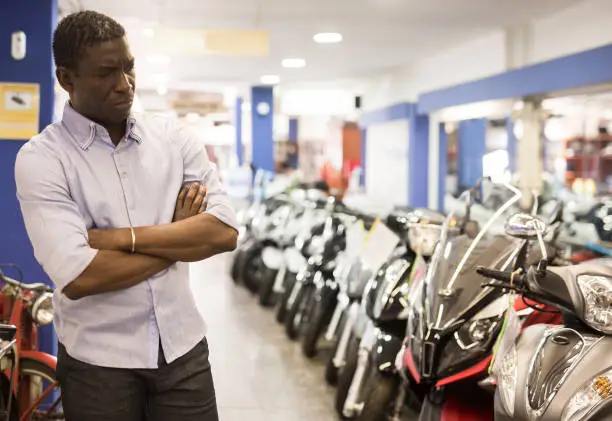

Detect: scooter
[300, 209, 381, 359]
[283, 199, 349, 340]
[403, 180, 564, 421]
[335, 208, 445, 421]
[256, 193, 329, 307]
[480, 212, 612, 421]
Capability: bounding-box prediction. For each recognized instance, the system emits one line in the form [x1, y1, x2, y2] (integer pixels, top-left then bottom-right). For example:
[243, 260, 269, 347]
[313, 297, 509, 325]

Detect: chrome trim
[525, 327, 602, 421]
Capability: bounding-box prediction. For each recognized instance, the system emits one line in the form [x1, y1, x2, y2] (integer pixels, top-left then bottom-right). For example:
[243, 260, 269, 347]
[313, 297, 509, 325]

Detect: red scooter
[0, 266, 62, 420]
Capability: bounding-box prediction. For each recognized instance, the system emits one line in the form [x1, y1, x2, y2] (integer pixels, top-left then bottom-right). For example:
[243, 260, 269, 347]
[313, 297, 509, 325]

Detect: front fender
[21, 350, 57, 371]
[371, 330, 404, 374]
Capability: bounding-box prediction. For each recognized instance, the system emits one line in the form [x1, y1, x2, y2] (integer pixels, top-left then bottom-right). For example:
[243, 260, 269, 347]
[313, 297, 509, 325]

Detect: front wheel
[301, 299, 331, 358]
[275, 272, 297, 324]
[257, 266, 279, 307]
[355, 374, 399, 421]
[19, 357, 64, 420]
[335, 335, 360, 418]
[284, 284, 315, 340]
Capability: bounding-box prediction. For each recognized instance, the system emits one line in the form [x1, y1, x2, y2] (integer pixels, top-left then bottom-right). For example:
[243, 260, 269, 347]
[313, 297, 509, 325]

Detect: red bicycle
[0, 265, 62, 421]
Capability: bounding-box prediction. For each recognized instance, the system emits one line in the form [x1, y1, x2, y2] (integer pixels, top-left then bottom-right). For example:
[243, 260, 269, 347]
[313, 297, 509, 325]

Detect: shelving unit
[563, 133, 612, 193]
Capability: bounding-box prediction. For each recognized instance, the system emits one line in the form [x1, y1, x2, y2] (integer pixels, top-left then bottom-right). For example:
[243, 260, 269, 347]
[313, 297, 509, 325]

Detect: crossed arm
[63, 183, 237, 300]
[16, 123, 238, 301]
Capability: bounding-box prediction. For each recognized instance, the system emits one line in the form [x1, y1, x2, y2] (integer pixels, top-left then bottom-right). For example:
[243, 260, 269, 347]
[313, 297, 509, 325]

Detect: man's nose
[115, 72, 133, 93]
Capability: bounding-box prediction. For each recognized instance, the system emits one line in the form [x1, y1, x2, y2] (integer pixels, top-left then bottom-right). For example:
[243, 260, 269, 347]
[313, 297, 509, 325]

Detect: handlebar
[0, 272, 52, 293]
[475, 267, 516, 284]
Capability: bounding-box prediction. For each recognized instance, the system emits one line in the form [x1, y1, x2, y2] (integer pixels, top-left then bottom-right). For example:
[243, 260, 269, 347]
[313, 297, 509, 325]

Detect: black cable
[521, 296, 561, 314]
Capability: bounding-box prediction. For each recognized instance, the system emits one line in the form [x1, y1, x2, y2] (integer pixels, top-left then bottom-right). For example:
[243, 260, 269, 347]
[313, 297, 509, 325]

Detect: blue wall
[457, 119, 487, 191]
[250, 86, 275, 173]
[234, 96, 243, 166]
[0, 0, 58, 355]
[288, 118, 299, 169]
[438, 123, 448, 212]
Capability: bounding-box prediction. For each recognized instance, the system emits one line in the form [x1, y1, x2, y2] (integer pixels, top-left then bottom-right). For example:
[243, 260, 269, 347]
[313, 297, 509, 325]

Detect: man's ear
[56, 67, 74, 94]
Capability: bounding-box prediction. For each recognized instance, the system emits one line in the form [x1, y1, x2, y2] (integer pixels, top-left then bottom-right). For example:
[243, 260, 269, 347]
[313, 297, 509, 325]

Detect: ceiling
[58, 0, 583, 100]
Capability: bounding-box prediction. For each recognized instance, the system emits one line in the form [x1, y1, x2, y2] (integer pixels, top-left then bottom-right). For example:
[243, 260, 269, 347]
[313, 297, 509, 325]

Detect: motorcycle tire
[275, 271, 297, 324]
[335, 334, 360, 419]
[285, 283, 315, 340]
[355, 373, 399, 421]
[258, 266, 279, 307]
[301, 298, 329, 358]
[230, 249, 245, 284]
[325, 314, 346, 386]
[241, 246, 264, 294]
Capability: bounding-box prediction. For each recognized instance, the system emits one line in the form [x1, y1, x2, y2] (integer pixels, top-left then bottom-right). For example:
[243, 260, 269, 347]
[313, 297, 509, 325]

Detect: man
[14, 10, 238, 421]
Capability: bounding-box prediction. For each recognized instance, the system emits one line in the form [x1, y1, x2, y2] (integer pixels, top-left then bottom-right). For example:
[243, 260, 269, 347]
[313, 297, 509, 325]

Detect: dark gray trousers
[57, 338, 219, 421]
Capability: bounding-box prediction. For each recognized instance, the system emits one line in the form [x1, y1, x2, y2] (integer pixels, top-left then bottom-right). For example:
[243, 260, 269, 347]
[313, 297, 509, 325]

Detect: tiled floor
[189, 253, 339, 421]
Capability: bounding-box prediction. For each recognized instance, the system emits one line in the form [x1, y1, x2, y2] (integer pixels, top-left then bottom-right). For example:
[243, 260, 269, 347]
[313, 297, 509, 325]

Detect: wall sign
[0, 82, 40, 140]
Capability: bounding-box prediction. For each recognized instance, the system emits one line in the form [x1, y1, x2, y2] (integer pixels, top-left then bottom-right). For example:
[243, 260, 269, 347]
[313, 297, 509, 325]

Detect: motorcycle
[283, 199, 349, 340]
[335, 208, 445, 421]
[403, 180, 564, 421]
[300, 212, 376, 358]
[258, 193, 330, 307]
[480, 212, 612, 421]
[0, 266, 62, 420]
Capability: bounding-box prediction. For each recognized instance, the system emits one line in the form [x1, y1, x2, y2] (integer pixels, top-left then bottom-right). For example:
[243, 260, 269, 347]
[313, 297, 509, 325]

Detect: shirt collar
[61, 102, 143, 150]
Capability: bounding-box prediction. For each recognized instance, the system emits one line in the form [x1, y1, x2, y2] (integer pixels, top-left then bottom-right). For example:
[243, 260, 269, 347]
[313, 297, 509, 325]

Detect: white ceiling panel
[58, 0, 585, 96]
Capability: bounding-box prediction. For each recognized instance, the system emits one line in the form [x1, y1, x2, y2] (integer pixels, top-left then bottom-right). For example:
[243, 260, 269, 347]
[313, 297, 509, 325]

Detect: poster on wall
[0, 82, 40, 140]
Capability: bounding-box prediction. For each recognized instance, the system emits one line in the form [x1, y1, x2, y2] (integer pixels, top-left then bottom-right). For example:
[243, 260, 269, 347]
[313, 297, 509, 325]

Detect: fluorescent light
[282, 58, 306, 68]
[313, 32, 343, 44]
[157, 86, 168, 96]
[260, 75, 280, 85]
[143, 28, 155, 38]
[146, 55, 171, 65]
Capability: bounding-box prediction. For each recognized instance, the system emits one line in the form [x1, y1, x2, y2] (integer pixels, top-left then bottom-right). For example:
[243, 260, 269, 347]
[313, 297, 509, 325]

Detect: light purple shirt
[14, 103, 238, 369]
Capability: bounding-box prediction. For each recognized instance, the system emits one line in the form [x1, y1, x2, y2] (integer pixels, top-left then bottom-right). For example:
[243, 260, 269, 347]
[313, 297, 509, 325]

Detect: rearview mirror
[504, 213, 548, 239]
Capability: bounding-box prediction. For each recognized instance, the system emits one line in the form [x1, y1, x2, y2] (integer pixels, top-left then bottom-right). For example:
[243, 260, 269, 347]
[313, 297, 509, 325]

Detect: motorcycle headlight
[562, 368, 612, 421]
[497, 344, 518, 417]
[29, 292, 54, 325]
[577, 275, 612, 334]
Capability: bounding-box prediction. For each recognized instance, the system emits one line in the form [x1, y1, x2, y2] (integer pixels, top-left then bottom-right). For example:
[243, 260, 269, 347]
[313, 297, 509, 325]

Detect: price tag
[489, 293, 522, 376]
[359, 219, 401, 273]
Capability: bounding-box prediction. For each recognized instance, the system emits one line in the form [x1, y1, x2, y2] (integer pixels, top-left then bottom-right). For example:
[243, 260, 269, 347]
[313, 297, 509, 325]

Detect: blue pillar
[234, 97, 243, 166]
[250, 86, 275, 173]
[288, 118, 298, 169]
[408, 114, 429, 207]
[360, 128, 367, 187]
[0, 0, 58, 356]
[438, 123, 448, 213]
[458, 119, 487, 190]
[506, 117, 517, 173]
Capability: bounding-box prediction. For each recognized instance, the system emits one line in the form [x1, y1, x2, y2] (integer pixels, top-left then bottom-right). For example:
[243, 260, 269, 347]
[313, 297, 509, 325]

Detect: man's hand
[174, 182, 208, 222]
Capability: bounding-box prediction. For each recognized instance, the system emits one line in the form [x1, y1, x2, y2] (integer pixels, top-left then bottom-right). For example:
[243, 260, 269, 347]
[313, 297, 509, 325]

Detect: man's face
[58, 36, 136, 125]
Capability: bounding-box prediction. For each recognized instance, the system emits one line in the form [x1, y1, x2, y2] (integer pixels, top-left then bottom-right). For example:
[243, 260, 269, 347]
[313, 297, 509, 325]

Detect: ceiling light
[260, 75, 280, 85]
[146, 55, 171, 65]
[282, 58, 306, 68]
[313, 32, 343, 44]
[143, 28, 155, 38]
[157, 86, 168, 96]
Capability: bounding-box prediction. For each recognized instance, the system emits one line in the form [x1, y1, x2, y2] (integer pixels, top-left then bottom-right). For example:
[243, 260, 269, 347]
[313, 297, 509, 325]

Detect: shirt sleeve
[14, 143, 98, 291]
[173, 123, 239, 231]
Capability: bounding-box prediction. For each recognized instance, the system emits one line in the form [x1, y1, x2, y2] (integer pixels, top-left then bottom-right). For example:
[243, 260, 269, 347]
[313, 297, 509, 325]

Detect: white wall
[531, 0, 612, 64]
[365, 120, 410, 207]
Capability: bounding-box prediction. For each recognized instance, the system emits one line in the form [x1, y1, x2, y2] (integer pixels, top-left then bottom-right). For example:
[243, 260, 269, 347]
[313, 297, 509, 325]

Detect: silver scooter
[477, 213, 612, 421]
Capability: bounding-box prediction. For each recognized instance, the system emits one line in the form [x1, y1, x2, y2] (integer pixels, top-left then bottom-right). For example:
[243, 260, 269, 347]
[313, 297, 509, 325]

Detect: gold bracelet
[130, 227, 136, 254]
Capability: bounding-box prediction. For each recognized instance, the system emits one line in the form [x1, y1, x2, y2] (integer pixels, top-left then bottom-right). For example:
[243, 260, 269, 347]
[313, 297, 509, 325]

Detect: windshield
[424, 181, 524, 331]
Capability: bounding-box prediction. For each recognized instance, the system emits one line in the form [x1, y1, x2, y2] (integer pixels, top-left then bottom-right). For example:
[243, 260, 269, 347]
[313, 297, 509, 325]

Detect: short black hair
[53, 10, 125, 70]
